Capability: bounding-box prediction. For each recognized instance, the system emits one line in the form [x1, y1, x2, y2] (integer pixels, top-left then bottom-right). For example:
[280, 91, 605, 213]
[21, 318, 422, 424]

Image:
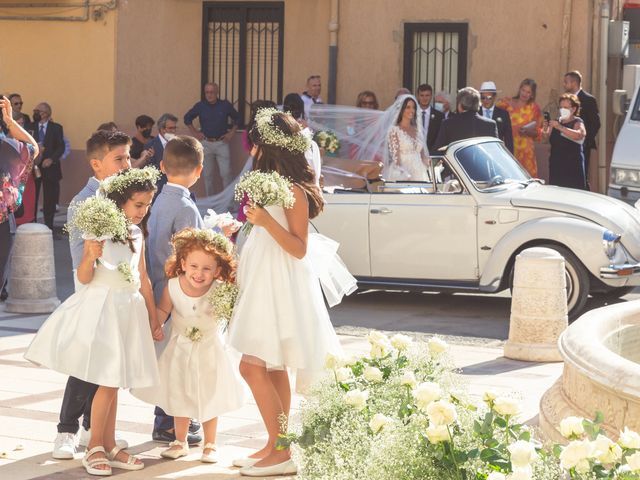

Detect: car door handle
[370, 207, 393, 214]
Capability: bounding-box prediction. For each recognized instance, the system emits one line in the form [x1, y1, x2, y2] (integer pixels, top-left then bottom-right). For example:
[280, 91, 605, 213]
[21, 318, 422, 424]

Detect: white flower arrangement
[207, 281, 238, 330]
[255, 107, 310, 154]
[99, 166, 160, 196]
[234, 170, 295, 234]
[184, 326, 202, 342]
[275, 329, 640, 480]
[313, 130, 341, 154]
[117, 262, 134, 283]
[65, 196, 129, 242]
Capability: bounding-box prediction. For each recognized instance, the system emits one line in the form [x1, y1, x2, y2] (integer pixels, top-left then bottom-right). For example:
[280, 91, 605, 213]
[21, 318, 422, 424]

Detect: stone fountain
[539, 300, 640, 442]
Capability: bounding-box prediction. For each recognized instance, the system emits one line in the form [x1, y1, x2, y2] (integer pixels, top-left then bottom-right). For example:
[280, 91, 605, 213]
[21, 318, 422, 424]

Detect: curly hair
[558, 93, 581, 117]
[249, 111, 324, 219]
[105, 169, 157, 251]
[164, 228, 236, 283]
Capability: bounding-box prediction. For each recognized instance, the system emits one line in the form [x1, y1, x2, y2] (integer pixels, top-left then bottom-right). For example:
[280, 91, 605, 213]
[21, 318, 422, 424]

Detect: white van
[609, 68, 640, 204]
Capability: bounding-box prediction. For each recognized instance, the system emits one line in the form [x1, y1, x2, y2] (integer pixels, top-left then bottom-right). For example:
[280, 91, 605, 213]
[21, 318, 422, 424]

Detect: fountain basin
[539, 301, 640, 442]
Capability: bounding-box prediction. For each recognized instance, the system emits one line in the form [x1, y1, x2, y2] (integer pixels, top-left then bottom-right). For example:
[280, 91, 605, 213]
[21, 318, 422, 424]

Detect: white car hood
[510, 184, 640, 258]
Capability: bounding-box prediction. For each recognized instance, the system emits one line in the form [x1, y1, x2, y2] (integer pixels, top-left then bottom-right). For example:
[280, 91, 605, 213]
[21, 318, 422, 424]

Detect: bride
[307, 94, 431, 181]
[386, 95, 430, 181]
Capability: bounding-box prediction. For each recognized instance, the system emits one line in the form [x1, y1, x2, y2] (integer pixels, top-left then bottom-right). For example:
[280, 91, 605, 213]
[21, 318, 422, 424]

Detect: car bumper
[600, 263, 640, 279]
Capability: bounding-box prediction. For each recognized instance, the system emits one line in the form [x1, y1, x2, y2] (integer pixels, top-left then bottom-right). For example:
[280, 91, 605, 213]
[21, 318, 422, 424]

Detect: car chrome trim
[600, 264, 640, 278]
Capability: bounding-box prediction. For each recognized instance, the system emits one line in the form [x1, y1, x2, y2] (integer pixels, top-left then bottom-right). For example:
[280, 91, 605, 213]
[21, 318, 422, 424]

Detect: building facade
[1, 0, 624, 200]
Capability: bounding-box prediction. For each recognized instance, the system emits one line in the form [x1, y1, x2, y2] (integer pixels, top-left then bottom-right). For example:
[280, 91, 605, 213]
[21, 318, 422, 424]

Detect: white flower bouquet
[207, 281, 239, 331]
[278, 330, 640, 480]
[234, 170, 295, 234]
[203, 209, 242, 232]
[313, 130, 341, 154]
[117, 262, 135, 284]
[65, 196, 129, 242]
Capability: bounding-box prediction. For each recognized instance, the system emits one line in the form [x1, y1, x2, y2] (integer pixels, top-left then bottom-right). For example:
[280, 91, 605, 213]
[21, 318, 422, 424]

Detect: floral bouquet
[64, 196, 129, 242]
[207, 281, 239, 331]
[278, 330, 640, 480]
[233, 170, 295, 234]
[313, 130, 340, 154]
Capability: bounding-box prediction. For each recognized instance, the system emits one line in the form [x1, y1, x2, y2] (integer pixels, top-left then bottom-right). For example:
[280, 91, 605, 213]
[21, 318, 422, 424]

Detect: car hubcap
[565, 265, 577, 312]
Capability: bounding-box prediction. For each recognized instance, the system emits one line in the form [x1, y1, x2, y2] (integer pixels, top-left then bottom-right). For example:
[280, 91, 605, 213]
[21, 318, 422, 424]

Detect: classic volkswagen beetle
[313, 137, 640, 319]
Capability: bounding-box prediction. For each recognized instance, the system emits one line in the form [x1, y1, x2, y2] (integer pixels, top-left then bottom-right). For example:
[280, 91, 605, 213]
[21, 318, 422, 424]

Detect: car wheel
[510, 244, 589, 320]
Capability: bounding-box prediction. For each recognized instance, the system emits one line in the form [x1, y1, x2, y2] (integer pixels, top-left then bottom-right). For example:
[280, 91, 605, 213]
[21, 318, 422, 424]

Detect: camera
[543, 111, 551, 122]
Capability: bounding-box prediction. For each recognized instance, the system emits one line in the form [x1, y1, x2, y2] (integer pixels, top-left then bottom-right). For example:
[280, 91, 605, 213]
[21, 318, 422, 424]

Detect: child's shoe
[161, 440, 189, 459]
[201, 443, 218, 463]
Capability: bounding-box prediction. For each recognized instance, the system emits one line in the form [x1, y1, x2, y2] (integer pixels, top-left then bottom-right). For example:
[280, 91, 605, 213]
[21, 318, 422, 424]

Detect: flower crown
[173, 228, 234, 256]
[100, 166, 161, 196]
[254, 107, 310, 154]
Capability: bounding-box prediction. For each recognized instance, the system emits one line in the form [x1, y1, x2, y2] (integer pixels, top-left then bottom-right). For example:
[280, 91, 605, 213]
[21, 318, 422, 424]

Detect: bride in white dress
[385, 95, 430, 181]
[307, 94, 430, 182]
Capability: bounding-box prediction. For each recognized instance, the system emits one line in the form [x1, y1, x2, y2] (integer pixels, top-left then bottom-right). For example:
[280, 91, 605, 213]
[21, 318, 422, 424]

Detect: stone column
[504, 247, 567, 362]
[5, 223, 60, 313]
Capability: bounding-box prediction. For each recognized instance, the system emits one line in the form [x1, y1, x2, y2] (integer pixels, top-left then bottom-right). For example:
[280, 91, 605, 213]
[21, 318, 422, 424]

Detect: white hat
[479, 81, 498, 92]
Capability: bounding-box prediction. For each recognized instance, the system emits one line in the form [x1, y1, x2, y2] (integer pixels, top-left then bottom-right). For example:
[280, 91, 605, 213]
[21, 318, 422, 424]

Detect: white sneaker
[78, 428, 129, 449]
[53, 432, 76, 459]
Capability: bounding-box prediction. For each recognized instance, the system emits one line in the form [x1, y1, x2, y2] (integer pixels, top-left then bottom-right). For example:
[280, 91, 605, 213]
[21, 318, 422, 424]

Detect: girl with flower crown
[228, 109, 356, 477]
[132, 227, 244, 463]
[25, 167, 162, 476]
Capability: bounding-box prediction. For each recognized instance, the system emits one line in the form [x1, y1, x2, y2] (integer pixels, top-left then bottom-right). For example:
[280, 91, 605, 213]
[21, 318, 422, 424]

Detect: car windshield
[454, 141, 530, 191]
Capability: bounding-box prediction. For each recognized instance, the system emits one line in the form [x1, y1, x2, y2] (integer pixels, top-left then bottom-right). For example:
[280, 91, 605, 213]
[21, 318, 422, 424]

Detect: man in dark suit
[33, 102, 64, 230]
[145, 113, 178, 197]
[564, 70, 600, 189]
[434, 87, 499, 150]
[416, 83, 444, 153]
[479, 81, 514, 153]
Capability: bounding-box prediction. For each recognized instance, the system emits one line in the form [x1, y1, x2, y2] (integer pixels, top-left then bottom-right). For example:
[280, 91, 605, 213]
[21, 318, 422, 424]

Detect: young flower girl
[228, 108, 356, 477]
[133, 228, 244, 463]
[25, 167, 162, 476]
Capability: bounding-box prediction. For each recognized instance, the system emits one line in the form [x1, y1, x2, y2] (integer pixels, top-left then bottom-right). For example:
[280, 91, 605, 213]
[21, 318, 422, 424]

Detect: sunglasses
[12, 101, 23, 106]
[480, 95, 494, 100]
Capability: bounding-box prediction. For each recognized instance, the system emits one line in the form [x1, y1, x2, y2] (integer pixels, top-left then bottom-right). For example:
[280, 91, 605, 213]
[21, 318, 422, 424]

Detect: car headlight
[603, 230, 622, 263]
[612, 168, 640, 187]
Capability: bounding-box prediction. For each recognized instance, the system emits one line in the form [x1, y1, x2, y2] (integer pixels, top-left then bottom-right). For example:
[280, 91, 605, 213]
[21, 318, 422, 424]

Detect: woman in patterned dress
[497, 78, 542, 177]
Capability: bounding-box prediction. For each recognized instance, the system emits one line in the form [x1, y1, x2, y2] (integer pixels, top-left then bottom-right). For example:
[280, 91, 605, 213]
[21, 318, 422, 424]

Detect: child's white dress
[132, 278, 245, 421]
[25, 226, 160, 389]
[228, 205, 357, 390]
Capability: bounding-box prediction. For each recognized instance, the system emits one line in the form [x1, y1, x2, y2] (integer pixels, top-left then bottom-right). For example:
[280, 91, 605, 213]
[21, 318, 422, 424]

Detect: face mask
[163, 133, 176, 141]
[141, 128, 152, 139]
[559, 108, 571, 120]
[33, 111, 41, 123]
[434, 102, 445, 112]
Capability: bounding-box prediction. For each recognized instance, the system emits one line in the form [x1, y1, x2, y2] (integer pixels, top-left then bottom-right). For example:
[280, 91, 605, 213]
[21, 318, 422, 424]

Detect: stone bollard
[5, 223, 60, 313]
[503, 247, 567, 362]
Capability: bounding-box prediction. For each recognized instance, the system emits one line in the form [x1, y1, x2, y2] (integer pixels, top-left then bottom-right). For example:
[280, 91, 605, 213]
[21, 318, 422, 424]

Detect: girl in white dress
[132, 228, 244, 463]
[25, 168, 163, 476]
[386, 95, 431, 181]
[228, 110, 353, 477]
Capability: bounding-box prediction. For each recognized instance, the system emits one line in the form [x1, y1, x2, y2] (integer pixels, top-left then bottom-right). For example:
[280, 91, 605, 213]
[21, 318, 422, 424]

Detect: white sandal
[201, 443, 218, 463]
[107, 445, 144, 470]
[82, 446, 112, 476]
[161, 440, 189, 459]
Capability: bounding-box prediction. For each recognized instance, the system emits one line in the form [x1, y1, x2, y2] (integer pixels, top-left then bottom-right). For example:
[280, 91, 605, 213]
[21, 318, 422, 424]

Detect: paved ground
[1, 213, 638, 478]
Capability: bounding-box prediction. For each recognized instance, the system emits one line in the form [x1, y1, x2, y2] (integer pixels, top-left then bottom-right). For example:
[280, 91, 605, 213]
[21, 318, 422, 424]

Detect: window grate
[403, 23, 468, 96]
[202, 2, 284, 127]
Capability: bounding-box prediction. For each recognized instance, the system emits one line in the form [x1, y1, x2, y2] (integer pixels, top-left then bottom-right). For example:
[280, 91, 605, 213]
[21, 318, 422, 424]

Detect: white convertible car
[313, 137, 640, 319]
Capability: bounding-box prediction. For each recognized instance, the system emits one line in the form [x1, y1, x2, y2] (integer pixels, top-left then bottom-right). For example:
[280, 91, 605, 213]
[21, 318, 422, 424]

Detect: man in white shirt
[301, 75, 323, 121]
[479, 81, 514, 153]
[416, 84, 444, 152]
